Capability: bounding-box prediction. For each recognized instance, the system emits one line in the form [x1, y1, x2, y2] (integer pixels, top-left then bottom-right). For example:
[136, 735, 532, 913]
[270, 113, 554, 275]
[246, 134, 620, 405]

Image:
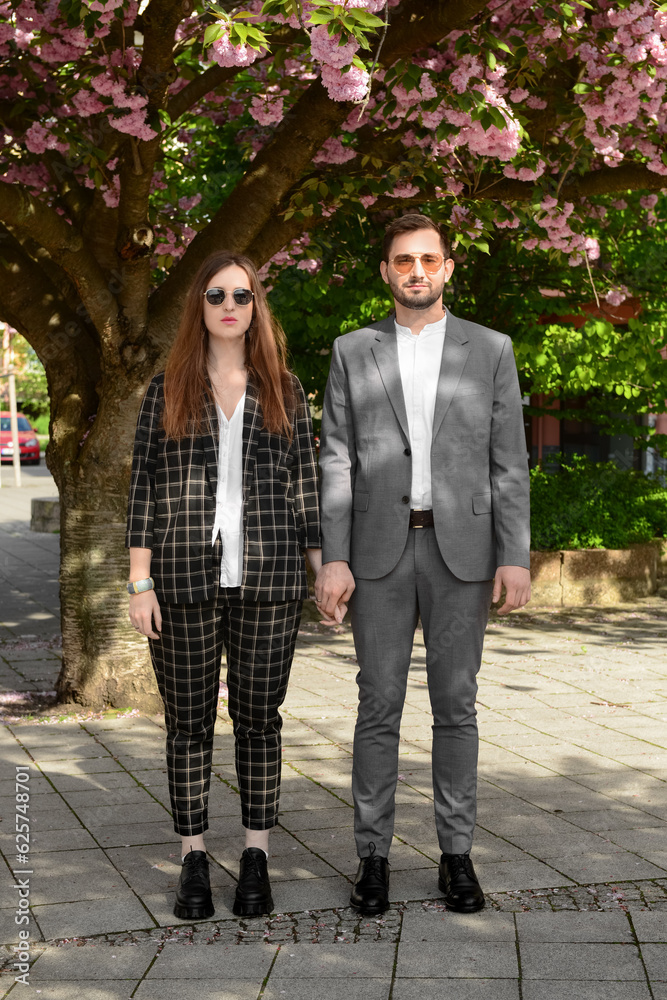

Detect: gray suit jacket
[319, 310, 530, 582]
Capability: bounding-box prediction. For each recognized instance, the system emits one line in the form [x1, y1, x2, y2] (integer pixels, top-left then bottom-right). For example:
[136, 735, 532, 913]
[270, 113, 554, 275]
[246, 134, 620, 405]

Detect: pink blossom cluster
[249, 93, 285, 126]
[313, 137, 356, 164]
[309, 22, 372, 102]
[572, 1, 667, 172]
[310, 24, 359, 70]
[109, 110, 157, 142]
[387, 180, 420, 199]
[296, 258, 321, 274]
[320, 64, 370, 102]
[605, 286, 629, 307]
[520, 196, 604, 266]
[210, 28, 262, 68]
[257, 234, 322, 281]
[439, 88, 521, 162]
[503, 159, 546, 182]
[343, 0, 388, 11]
[450, 204, 484, 238]
[155, 224, 197, 261]
[178, 193, 202, 211]
[24, 122, 68, 155]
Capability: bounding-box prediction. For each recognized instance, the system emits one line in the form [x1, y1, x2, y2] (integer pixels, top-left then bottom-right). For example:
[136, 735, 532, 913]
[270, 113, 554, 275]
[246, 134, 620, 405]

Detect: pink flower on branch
[249, 93, 284, 125]
[210, 29, 263, 68]
[387, 180, 420, 198]
[313, 137, 356, 164]
[310, 25, 359, 69]
[605, 286, 629, 306]
[108, 110, 157, 142]
[321, 64, 370, 101]
[25, 122, 67, 155]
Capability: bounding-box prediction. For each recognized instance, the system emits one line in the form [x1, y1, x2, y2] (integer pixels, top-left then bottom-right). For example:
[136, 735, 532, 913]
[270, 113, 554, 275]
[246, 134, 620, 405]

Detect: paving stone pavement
[1, 473, 666, 999]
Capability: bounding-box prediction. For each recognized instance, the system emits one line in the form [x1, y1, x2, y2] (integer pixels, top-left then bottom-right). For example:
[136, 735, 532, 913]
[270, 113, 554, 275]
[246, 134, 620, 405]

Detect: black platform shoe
[233, 847, 274, 916]
[174, 850, 215, 920]
[350, 842, 390, 915]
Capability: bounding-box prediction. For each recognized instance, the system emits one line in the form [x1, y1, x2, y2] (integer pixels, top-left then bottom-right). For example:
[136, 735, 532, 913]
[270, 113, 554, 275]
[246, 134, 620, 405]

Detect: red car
[0, 411, 41, 465]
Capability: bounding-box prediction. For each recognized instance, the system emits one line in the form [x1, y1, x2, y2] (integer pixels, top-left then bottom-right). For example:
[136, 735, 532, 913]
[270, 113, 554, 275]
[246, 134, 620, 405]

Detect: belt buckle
[412, 507, 424, 529]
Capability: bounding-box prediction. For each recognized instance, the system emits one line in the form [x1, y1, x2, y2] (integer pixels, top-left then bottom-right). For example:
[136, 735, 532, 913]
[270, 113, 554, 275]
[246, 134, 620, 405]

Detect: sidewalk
[1, 479, 666, 999]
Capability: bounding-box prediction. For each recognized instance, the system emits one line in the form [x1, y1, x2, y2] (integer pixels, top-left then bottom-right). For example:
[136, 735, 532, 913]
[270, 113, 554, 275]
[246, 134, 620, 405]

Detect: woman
[126, 250, 330, 919]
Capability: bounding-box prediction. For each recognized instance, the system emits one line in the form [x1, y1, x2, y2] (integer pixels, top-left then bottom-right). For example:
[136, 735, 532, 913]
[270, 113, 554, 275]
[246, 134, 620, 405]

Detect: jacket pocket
[472, 492, 492, 514]
[353, 491, 370, 512]
[454, 384, 487, 397]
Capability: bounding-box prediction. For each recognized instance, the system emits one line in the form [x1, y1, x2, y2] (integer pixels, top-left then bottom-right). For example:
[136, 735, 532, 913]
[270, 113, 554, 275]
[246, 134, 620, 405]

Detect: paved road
[1, 479, 666, 998]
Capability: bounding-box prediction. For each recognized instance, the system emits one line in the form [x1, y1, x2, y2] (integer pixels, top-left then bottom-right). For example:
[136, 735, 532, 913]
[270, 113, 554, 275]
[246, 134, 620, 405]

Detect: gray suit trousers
[349, 526, 493, 858]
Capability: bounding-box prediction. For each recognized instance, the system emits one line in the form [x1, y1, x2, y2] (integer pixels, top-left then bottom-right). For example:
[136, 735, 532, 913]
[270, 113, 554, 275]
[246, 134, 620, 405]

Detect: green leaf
[346, 9, 385, 27]
[231, 23, 249, 45]
[203, 24, 224, 47]
[486, 51, 497, 71]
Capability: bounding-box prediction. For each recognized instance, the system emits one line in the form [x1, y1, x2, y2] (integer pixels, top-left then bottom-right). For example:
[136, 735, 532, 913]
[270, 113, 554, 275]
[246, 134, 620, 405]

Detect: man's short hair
[382, 214, 450, 261]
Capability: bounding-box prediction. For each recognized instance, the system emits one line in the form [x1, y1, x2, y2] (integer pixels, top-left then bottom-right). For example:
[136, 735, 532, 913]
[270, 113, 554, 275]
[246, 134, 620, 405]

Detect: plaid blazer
[126, 372, 321, 603]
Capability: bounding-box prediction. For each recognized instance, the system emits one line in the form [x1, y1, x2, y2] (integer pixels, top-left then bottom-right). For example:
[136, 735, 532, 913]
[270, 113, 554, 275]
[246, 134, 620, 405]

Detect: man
[315, 214, 531, 915]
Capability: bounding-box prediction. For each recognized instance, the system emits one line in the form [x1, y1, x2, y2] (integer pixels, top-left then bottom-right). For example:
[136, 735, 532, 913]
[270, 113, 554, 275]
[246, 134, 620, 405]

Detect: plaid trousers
[149, 586, 302, 836]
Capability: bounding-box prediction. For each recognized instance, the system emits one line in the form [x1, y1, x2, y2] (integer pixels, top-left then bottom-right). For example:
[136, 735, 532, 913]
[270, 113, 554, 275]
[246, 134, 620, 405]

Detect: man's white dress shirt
[211, 395, 245, 587]
[395, 314, 446, 510]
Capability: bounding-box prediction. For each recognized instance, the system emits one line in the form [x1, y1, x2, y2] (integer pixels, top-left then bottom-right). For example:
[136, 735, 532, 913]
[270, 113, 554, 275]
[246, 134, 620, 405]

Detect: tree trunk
[53, 372, 162, 712]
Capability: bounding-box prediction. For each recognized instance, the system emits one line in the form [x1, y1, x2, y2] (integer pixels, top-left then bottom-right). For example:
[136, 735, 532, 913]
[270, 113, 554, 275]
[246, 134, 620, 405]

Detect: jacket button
[401, 496, 410, 504]
[404, 448, 411, 456]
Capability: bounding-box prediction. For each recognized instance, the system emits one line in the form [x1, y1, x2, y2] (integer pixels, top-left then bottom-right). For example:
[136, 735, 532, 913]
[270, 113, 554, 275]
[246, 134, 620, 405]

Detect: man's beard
[388, 273, 445, 310]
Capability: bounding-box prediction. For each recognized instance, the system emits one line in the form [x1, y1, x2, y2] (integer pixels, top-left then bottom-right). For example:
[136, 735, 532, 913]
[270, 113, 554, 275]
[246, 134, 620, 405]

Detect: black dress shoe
[350, 842, 390, 915]
[439, 853, 485, 913]
[233, 848, 274, 916]
[174, 850, 215, 919]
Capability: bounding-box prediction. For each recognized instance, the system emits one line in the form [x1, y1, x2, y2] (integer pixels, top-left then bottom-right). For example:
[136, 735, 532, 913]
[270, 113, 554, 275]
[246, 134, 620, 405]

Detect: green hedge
[530, 454, 667, 551]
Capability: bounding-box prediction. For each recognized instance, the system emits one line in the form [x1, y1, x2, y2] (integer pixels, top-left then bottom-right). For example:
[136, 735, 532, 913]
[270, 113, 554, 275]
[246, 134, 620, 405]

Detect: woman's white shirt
[211, 395, 245, 587]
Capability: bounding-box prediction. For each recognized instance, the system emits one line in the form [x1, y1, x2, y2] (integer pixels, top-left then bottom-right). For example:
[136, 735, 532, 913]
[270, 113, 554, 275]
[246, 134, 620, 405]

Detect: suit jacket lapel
[432, 310, 471, 441]
[201, 385, 219, 497]
[371, 318, 410, 443]
[242, 380, 262, 499]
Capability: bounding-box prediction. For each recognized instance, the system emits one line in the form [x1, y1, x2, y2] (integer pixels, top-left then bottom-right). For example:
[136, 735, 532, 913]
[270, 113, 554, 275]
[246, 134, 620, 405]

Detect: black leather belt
[409, 508, 434, 529]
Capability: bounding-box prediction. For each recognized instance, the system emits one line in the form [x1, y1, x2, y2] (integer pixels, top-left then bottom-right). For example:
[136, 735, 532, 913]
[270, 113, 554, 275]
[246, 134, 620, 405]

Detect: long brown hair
[163, 251, 296, 439]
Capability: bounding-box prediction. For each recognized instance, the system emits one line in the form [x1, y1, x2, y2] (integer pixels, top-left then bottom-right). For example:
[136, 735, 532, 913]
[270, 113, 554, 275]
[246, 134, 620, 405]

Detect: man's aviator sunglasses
[204, 287, 254, 306]
[388, 252, 444, 274]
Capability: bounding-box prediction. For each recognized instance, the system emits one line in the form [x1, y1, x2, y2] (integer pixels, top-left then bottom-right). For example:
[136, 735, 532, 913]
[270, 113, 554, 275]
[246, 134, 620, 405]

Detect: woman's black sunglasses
[203, 287, 254, 306]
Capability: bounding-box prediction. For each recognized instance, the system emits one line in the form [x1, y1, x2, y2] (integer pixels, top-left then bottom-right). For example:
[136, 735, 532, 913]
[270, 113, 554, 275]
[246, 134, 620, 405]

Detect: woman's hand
[129, 590, 162, 639]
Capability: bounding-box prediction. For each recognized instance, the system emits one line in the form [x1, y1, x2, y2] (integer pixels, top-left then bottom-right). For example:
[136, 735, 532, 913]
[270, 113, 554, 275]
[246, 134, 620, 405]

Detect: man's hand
[314, 560, 355, 624]
[492, 566, 531, 615]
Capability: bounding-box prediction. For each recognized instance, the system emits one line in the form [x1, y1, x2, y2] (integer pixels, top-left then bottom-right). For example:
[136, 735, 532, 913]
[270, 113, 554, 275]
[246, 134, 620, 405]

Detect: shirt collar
[394, 312, 447, 340]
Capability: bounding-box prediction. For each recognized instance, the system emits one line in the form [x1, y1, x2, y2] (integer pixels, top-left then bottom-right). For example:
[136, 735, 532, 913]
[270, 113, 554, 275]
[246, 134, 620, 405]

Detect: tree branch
[0, 183, 120, 346]
[380, 0, 494, 57]
[471, 163, 667, 201]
